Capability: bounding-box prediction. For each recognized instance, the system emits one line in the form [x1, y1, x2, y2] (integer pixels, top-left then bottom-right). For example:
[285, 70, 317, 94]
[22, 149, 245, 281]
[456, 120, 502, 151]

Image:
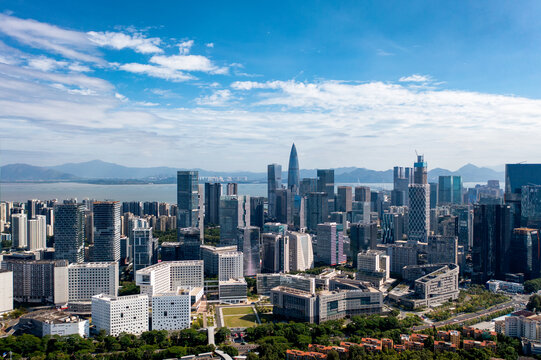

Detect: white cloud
[178, 40, 194, 54]
[0, 14, 102, 63]
[27, 57, 68, 72]
[118, 63, 195, 81]
[206, 42, 214, 48]
[115, 93, 128, 101]
[399, 74, 432, 82]
[196, 89, 232, 106]
[87, 31, 163, 54]
[149, 54, 229, 74]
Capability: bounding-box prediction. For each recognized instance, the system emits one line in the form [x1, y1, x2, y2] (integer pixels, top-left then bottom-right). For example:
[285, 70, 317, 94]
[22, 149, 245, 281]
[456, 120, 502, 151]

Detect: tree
[221, 345, 239, 357]
[527, 294, 541, 312]
[327, 350, 339, 360]
[524, 278, 541, 293]
[215, 327, 231, 344]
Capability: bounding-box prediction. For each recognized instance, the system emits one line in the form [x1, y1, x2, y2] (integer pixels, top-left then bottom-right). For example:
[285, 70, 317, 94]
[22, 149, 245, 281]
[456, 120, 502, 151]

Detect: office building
[316, 223, 346, 266]
[427, 235, 458, 265]
[200, 245, 236, 277]
[204, 182, 221, 226]
[350, 222, 377, 266]
[300, 178, 317, 197]
[350, 200, 371, 224]
[151, 288, 191, 331]
[429, 182, 438, 209]
[237, 226, 260, 276]
[132, 227, 158, 272]
[135, 260, 204, 297]
[288, 143, 300, 194]
[178, 227, 202, 260]
[218, 250, 243, 281]
[262, 233, 290, 273]
[521, 185, 541, 228]
[249, 196, 265, 229]
[382, 210, 405, 244]
[472, 204, 511, 283]
[160, 242, 182, 261]
[356, 250, 390, 288]
[451, 205, 474, 248]
[218, 278, 247, 304]
[27, 215, 46, 251]
[177, 171, 200, 229]
[408, 184, 430, 242]
[68, 262, 119, 302]
[219, 195, 250, 246]
[288, 231, 314, 271]
[225, 183, 238, 196]
[275, 188, 293, 225]
[438, 176, 463, 205]
[2, 259, 68, 305]
[91, 201, 121, 262]
[393, 166, 413, 206]
[54, 204, 85, 263]
[267, 163, 282, 219]
[92, 294, 149, 336]
[317, 169, 335, 213]
[337, 186, 352, 213]
[257, 273, 316, 296]
[505, 164, 541, 229]
[11, 213, 27, 249]
[386, 240, 419, 274]
[354, 186, 371, 202]
[306, 192, 329, 232]
[510, 228, 540, 279]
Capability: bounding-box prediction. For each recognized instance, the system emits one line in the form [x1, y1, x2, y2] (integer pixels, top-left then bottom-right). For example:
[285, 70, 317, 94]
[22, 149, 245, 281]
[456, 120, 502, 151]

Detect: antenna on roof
[415, 150, 419, 157]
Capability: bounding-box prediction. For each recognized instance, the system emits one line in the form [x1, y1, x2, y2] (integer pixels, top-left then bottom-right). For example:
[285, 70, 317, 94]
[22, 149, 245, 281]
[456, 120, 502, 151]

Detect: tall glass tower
[287, 143, 300, 195]
[177, 171, 199, 228]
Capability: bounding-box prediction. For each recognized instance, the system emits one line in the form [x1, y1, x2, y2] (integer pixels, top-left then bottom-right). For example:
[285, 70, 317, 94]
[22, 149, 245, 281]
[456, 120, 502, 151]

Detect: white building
[288, 231, 314, 272]
[27, 215, 46, 251]
[0, 270, 13, 314]
[68, 262, 119, 302]
[91, 294, 149, 336]
[356, 250, 390, 288]
[11, 213, 27, 249]
[20, 310, 89, 337]
[219, 278, 247, 304]
[218, 251, 243, 281]
[151, 288, 191, 331]
[136, 261, 204, 297]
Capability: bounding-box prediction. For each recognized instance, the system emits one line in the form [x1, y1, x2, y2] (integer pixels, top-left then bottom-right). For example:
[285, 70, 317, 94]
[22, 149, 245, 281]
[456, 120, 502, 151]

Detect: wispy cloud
[399, 74, 432, 82]
[118, 63, 195, 81]
[196, 89, 232, 106]
[87, 31, 163, 54]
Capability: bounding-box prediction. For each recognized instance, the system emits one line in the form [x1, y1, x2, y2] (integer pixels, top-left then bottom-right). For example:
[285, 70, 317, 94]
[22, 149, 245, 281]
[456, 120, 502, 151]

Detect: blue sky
[1, 1, 541, 171]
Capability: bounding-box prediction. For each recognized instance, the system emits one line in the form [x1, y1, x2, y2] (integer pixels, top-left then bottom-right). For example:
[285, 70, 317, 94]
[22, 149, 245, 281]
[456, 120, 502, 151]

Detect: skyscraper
[177, 171, 199, 228]
[225, 183, 238, 196]
[337, 186, 352, 212]
[92, 201, 121, 262]
[505, 164, 541, 229]
[237, 226, 260, 276]
[54, 204, 85, 263]
[438, 176, 463, 205]
[178, 227, 202, 260]
[392, 166, 413, 206]
[204, 182, 222, 225]
[219, 195, 250, 246]
[316, 222, 346, 266]
[132, 227, 158, 272]
[306, 192, 329, 232]
[249, 197, 265, 229]
[300, 178, 317, 197]
[287, 143, 300, 195]
[11, 213, 27, 249]
[408, 155, 430, 242]
[354, 186, 371, 202]
[267, 163, 282, 219]
[317, 169, 335, 213]
[510, 228, 540, 279]
[261, 233, 289, 273]
[287, 231, 314, 271]
[350, 222, 377, 267]
[27, 215, 46, 251]
[472, 204, 511, 283]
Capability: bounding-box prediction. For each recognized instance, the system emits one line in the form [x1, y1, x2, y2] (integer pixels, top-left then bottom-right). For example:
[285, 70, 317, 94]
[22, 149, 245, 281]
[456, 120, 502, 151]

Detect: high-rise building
[200, 245, 237, 277]
[350, 201, 371, 224]
[225, 183, 238, 196]
[54, 204, 85, 263]
[427, 235, 458, 265]
[0, 270, 13, 314]
[135, 261, 204, 297]
[27, 215, 46, 251]
[413, 155, 428, 185]
[178, 227, 202, 260]
[274, 189, 293, 225]
[287, 143, 300, 195]
[204, 183, 221, 226]
[350, 222, 377, 267]
[218, 251, 244, 281]
[356, 250, 390, 288]
[316, 222, 346, 266]
[382, 208, 406, 244]
[11, 213, 27, 249]
[306, 192, 328, 232]
[177, 171, 199, 229]
[505, 164, 541, 229]
[438, 176, 463, 205]
[317, 169, 335, 213]
[429, 183, 438, 209]
[288, 231, 314, 271]
[472, 204, 511, 283]
[151, 289, 191, 331]
[237, 226, 260, 276]
[267, 163, 282, 219]
[510, 228, 540, 279]
[91, 294, 149, 336]
[409, 155, 430, 242]
[249, 197, 265, 229]
[261, 233, 290, 273]
[337, 186, 352, 213]
[91, 201, 121, 262]
[300, 178, 317, 197]
[68, 262, 119, 302]
[521, 185, 541, 228]
[132, 227, 158, 272]
[219, 195, 250, 246]
[393, 166, 413, 206]
[354, 186, 371, 202]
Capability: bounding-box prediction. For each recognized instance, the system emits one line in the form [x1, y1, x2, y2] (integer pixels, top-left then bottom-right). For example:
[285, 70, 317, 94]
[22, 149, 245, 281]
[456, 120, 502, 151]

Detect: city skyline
[1, 2, 541, 171]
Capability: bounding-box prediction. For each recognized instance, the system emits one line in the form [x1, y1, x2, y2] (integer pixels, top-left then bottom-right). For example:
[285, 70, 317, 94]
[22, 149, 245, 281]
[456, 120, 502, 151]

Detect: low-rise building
[19, 310, 89, 337]
[136, 260, 204, 297]
[68, 262, 118, 302]
[218, 278, 247, 304]
[151, 288, 191, 331]
[356, 250, 390, 288]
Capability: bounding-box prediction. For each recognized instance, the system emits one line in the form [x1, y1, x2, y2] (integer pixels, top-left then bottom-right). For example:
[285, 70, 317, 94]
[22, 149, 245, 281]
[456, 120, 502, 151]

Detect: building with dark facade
[177, 171, 199, 229]
[91, 201, 120, 262]
[204, 182, 222, 226]
[54, 204, 85, 263]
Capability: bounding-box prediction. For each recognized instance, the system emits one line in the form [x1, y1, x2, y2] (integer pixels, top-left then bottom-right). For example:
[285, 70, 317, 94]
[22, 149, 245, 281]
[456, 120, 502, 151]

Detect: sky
[1, 1, 541, 172]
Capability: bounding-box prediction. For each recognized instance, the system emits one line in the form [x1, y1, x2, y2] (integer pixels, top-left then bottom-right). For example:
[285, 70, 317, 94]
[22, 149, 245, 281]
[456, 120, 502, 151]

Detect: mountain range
[0, 160, 504, 183]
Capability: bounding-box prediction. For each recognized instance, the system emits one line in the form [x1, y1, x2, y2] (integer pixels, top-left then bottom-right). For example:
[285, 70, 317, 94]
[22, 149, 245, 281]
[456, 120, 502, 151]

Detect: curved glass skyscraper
[287, 143, 300, 194]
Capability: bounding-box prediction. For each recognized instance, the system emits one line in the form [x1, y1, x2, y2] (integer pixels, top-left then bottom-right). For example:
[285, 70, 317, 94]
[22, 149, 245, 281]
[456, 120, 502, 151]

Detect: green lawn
[221, 306, 255, 315]
[223, 313, 259, 328]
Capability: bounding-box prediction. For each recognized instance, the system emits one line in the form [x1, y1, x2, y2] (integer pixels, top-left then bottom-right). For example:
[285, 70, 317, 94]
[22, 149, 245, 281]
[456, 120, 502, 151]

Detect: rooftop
[21, 310, 85, 324]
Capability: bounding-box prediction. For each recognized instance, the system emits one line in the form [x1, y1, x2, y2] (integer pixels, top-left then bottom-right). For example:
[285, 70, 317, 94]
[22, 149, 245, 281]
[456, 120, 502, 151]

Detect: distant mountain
[0, 164, 78, 181]
[0, 160, 504, 183]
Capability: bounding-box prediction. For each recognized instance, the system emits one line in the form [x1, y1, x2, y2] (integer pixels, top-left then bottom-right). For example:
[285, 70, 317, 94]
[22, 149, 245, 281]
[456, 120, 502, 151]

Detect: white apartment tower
[68, 262, 119, 302]
[91, 294, 149, 336]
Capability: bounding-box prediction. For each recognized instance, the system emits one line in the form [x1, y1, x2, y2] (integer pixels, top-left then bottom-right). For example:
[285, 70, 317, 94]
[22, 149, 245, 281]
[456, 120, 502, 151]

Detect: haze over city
[2, 1, 541, 171]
